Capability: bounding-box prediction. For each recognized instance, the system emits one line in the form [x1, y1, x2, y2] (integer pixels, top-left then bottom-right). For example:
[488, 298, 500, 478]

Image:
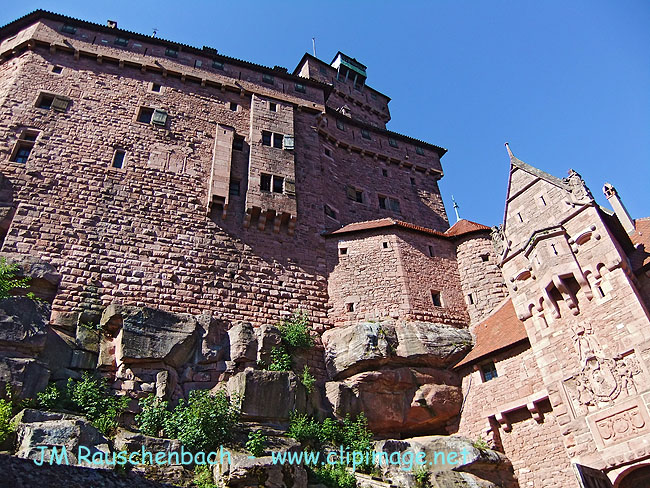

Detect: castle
[0, 10, 649, 488]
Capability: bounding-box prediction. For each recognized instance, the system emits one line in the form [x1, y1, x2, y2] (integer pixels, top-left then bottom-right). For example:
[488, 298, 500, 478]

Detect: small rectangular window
[273, 133, 283, 149]
[212, 60, 224, 70]
[346, 303, 355, 312]
[361, 129, 371, 140]
[229, 180, 240, 196]
[324, 148, 332, 157]
[137, 107, 154, 123]
[151, 109, 168, 126]
[416, 146, 425, 156]
[324, 204, 337, 220]
[233, 136, 244, 151]
[336, 119, 345, 131]
[262, 131, 272, 146]
[165, 48, 178, 58]
[272, 175, 284, 193]
[382, 169, 388, 177]
[410, 177, 416, 185]
[355, 190, 363, 203]
[114, 37, 129, 47]
[194, 60, 202, 68]
[260, 173, 272, 191]
[37, 94, 55, 110]
[467, 294, 475, 305]
[51, 66, 63, 74]
[61, 25, 77, 35]
[480, 254, 489, 262]
[112, 149, 126, 169]
[388, 138, 398, 148]
[269, 102, 277, 112]
[431, 291, 442, 307]
[481, 362, 498, 382]
[378, 196, 386, 209]
[10, 131, 38, 164]
[389, 198, 401, 213]
[428, 245, 434, 257]
[282, 134, 295, 151]
[295, 83, 306, 93]
[382, 242, 389, 249]
[263, 73, 274, 84]
[339, 248, 347, 256]
[151, 83, 162, 92]
[229, 102, 238, 111]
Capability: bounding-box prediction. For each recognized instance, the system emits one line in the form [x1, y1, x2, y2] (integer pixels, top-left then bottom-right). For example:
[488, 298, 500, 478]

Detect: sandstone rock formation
[213, 448, 308, 488]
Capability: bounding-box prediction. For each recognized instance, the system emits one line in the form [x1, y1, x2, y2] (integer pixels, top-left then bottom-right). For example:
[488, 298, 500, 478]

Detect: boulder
[322, 321, 471, 380]
[99, 304, 201, 368]
[256, 324, 282, 365]
[214, 448, 308, 488]
[0, 253, 61, 302]
[325, 368, 462, 435]
[0, 356, 49, 400]
[224, 370, 306, 422]
[227, 322, 257, 364]
[13, 409, 111, 468]
[0, 297, 50, 354]
[113, 429, 182, 458]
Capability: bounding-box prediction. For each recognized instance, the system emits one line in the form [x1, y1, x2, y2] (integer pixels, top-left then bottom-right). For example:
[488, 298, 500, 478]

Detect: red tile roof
[445, 219, 491, 237]
[454, 299, 529, 368]
[327, 218, 447, 237]
[630, 217, 650, 273]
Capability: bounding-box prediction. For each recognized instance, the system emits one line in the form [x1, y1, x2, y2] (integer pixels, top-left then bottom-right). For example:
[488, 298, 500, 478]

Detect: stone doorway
[616, 465, 650, 488]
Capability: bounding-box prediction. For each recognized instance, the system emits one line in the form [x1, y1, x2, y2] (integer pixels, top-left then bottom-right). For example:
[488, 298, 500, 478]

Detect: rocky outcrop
[0, 253, 61, 302]
[373, 435, 517, 488]
[213, 448, 308, 488]
[12, 409, 111, 467]
[0, 357, 49, 400]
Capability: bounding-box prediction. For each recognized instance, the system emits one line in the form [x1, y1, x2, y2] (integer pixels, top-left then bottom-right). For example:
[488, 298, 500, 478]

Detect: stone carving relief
[572, 322, 602, 363]
[491, 224, 506, 257]
[588, 400, 650, 450]
[565, 169, 594, 203]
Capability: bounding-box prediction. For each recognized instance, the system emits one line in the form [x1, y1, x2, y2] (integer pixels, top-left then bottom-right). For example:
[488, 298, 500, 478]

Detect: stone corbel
[527, 401, 542, 422]
[495, 412, 511, 432]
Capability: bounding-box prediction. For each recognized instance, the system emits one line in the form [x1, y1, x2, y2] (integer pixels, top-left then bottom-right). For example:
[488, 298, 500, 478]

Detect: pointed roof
[505, 143, 569, 191]
[445, 219, 491, 237]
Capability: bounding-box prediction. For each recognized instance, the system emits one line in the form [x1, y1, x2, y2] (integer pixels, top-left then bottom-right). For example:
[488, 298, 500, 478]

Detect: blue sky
[1, 1, 648, 226]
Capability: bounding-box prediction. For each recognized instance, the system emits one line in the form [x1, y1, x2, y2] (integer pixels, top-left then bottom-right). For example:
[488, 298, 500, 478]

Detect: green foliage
[472, 437, 489, 451]
[37, 373, 128, 435]
[0, 258, 30, 299]
[162, 389, 240, 453]
[300, 365, 316, 394]
[268, 346, 292, 371]
[278, 310, 313, 349]
[193, 464, 217, 488]
[287, 411, 322, 446]
[312, 464, 357, 488]
[0, 385, 14, 446]
[136, 395, 169, 437]
[245, 429, 267, 457]
[79, 322, 102, 331]
[414, 466, 431, 488]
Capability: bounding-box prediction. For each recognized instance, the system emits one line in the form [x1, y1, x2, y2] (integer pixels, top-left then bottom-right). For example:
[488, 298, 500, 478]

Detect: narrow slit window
[431, 291, 442, 307]
[382, 169, 388, 177]
[428, 245, 434, 257]
[111, 149, 126, 169]
[355, 190, 363, 203]
[517, 212, 523, 222]
[382, 242, 389, 249]
[468, 294, 475, 305]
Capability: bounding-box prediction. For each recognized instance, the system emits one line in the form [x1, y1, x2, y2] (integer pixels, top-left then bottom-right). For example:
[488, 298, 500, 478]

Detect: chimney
[107, 20, 117, 29]
[603, 183, 635, 234]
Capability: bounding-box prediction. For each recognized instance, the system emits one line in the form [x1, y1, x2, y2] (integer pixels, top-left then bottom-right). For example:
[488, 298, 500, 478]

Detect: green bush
[414, 466, 431, 488]
[245, 429, 267, 457]
[135, 395, 169, 437]
[0, 386, 14, 446]
[287, 411, 322, 445]
[300, 365, 316, 394]
[312, 464, 357, 488]
[160, 389, 240, 453]
[278, 311, 314, 349]
[37, 373, 128, 435]
[268, 346, 292, 371]
[0, 258, 30, 299]
[193, 464, 217, 488]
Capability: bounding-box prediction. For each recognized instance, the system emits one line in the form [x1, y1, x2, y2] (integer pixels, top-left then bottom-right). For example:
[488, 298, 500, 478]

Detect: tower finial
[505, 142, 515, 160]
[451, 195, 461, 223]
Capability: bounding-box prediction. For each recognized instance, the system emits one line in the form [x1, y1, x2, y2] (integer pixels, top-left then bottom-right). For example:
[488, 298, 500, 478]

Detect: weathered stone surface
[256, 324, 282, 365]
[75, 326, 100, 354]
[0, 253, 61, 302]
[70, 350, 98, 370]
[113, 429, 182, 457]
[214, 449, 308, 488]
[0, 297, 50, 353]
[155, 369, 178, 400]
[227, 322, 257, 364]
[99, 304, 200, 368]
[322, 321, 471, 380]
[325, 367, 461, 434]
[373, 435, 516, 488]
[13, 409, 111, 467]
[224, 370, 306, 422]
[0, 356, 49, 400]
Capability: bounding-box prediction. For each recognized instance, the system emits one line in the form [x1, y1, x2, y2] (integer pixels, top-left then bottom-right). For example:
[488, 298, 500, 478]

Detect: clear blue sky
[2, 1, 648, 226]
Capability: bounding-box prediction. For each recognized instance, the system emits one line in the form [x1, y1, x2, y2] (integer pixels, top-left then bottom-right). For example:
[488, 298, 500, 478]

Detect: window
[262, 131, 272, 146]
[378, 196, 386, 209]
[36, 93, 70, 112]
[111, 149, 126, 169]
[378, 195, 400, 213]
[355, 190, 363, 203]
[480, 254, 489, 262]
[273, 133, 283, 149]
[262, 131, 285, 149]
[389, 198, 401, 213]
[339, 248, 348, 256]
[540, 195, 546, 206]
[336, 119, 345, 131]
[151, 83, 162, 92]
[114, 37, 129, 47]
[230, 102, 238, 111]
[382, 169, 388, 177]
[282, 135, 294, 150]
[428, 245, 434, 257]
[410, 177, 416, 185]
[388, 138, 398, 148]
[272, 176, 284, 193]
[194, 60, 202, 68]
[229, 180, 240, 196]
[596, 283, 605, 298]
[467, 293, 475, 305]
[295, 83, 306, 93]
[324, 148, 332, 157]
[260, 173, 272, 192]
[324, 204, 337, 220]
[51, 66, 63, 74]
[165, 48, 178, 58]
[346, 303, 355, 312]
[61, 25, 77, 35]
[37, 94, 54, 110]
[382, 242, 389, 249]
[481, 362, 498, 382]
[416, 146, 425, 156]
[233, 136, 244, 151]
[262, 73, 274, 84]
[212, 60, 224, 70]
[347, 186, 363, 203]
[10, 131, 38, 164]
[431, 291, 442, 307]
[361, 129, 371, 140]
[269, 102, 277, 112]
[517, 212, 523, 223]
[137, 107, 154, 123]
